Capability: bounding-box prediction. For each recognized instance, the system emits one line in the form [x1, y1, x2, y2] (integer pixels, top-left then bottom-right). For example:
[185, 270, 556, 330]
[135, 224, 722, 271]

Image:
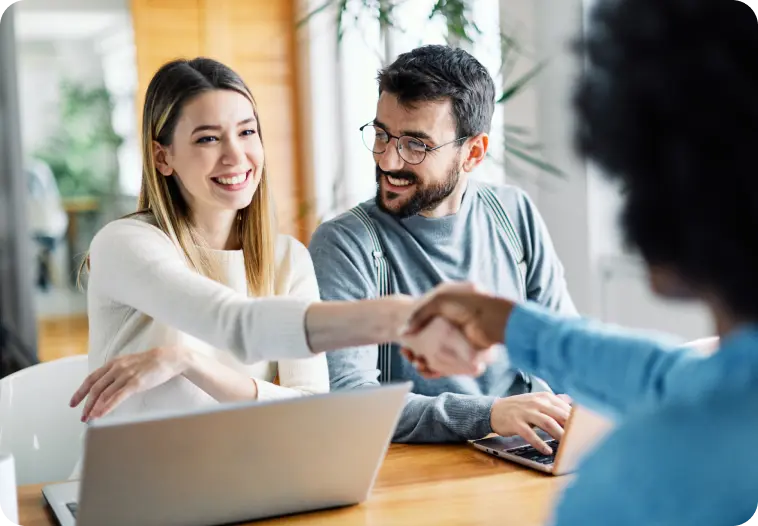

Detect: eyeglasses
[359, 122, 468, 165]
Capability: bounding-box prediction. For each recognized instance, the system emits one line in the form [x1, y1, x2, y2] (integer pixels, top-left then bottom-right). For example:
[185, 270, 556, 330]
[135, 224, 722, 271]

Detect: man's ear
[153, 141, 173, 177]
[461, 133, 488, 173]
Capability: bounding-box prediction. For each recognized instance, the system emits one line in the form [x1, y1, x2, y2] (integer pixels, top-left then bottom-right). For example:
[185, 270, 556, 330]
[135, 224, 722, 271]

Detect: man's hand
[490, 393, 573, 455]
[402, 282, 516, 350]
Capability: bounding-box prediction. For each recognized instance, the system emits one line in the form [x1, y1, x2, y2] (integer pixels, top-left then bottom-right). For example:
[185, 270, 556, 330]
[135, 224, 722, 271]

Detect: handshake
[397, 283, 517, 379]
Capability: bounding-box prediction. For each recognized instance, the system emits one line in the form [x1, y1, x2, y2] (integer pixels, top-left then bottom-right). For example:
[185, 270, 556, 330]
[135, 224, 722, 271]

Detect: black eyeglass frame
[359, 122, 469, 165]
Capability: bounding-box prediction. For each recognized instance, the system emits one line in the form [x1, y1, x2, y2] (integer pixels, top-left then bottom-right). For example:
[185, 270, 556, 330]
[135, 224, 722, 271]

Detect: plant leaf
[505, 144, 565, 177]
[504, 124, 532, 136]
[497, 61, 546, 104]
[504, 133, 544, 152]
[336, 0, 350, 42]
[296, 0, 338, 28]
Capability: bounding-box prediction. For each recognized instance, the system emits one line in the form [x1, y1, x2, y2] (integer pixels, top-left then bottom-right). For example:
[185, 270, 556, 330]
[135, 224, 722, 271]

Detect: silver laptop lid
[74, 382, 411, 526]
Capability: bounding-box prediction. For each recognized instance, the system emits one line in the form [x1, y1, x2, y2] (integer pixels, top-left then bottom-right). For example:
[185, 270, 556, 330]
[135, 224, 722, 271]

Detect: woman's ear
[153, 141, 173, 177]
[461, 133, 489, 173]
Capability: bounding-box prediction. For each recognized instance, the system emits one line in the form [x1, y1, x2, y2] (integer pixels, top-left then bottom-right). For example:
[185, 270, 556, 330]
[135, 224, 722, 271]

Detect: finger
[533, 402, 569, 429]
[402, 283, 476, 336]
[401, 301, 444, 337]
[400, 348, 416, 363]
[439, 321, 478, 364]
[403, 351, 443, 379]
[70, 364, 112, 407]
[409, 318, 480, 375]
[530, 414, 565, 442]
[439, 346, 480, 376]
[90, 380, 135, 419]
[82, 371, 119, 421]
[543, 397, 572, 426]
[415, 358, 443, 379]
[516, 424, 553, 456]
[557, 393, 573, 406]
[440, 336, 493, 378]
[400, 348, 424, 370]
[88, 375, 131, 419]
[426, 348, 462, 376]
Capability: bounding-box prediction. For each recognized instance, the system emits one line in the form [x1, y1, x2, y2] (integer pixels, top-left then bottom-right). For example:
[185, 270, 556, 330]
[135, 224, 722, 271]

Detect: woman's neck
[191, 208, 240, 250]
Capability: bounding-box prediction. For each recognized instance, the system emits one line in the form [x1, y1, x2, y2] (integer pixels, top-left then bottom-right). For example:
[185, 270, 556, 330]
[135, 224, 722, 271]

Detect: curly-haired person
[398, 0, 758, 524]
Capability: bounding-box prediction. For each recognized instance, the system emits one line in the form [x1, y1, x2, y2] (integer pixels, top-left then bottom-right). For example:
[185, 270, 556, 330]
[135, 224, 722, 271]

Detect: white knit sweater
[85, 217, 329, 419]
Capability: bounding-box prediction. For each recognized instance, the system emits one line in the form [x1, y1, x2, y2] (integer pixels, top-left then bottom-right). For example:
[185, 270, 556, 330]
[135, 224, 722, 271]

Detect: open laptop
[42, 382, 411, 526]
[471, 404, 614, 475]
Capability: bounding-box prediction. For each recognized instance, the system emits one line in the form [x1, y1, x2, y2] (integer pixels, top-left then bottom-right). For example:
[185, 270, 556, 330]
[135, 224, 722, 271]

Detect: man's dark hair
[378, 45, 496, 138]
[575, 0, 758, 318]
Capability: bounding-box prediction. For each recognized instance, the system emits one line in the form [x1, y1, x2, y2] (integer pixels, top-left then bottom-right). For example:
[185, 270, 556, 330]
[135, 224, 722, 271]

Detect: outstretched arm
[401, 284, 706, 417]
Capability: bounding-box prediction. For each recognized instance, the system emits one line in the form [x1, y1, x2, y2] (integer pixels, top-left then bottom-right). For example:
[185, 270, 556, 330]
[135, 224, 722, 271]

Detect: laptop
[470, 404, 614, 475]
[42, 382, 411, 526]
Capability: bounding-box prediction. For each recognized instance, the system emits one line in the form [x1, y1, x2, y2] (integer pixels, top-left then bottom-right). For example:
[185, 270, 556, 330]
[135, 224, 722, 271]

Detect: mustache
[375, 166, 418, 184]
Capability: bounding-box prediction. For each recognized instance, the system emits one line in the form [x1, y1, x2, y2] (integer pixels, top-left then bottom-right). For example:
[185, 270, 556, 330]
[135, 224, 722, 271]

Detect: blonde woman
[69, 58, 480, 423]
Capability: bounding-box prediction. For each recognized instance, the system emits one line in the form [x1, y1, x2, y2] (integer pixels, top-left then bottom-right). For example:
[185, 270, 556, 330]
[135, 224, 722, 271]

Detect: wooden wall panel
[130, 0, 203, 131]
[130, 0, 310, 240]
[201, 0, 306, 239]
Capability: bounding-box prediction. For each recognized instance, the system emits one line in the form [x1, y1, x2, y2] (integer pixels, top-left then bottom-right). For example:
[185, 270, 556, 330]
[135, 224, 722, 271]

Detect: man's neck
[418, 179, 469, 218]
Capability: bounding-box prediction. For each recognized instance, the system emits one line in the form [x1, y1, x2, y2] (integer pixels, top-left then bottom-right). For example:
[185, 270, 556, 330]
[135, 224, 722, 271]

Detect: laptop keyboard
[508, 439, 560, 465]
[66, 502, 78, 518]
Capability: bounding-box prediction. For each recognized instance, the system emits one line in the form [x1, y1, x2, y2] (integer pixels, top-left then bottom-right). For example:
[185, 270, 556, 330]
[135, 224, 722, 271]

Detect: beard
[375, 156, 461, 219]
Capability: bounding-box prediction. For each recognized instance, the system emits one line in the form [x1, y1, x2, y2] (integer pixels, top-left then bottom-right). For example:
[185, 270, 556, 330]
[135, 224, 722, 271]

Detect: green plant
[298, 0, 563, 179]
[34, 81, 123, 197]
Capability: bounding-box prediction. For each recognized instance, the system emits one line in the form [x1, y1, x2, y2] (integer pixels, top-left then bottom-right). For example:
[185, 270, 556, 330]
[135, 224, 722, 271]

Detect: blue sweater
[308, 180, 576, 442]
[507, 302, 758, 526]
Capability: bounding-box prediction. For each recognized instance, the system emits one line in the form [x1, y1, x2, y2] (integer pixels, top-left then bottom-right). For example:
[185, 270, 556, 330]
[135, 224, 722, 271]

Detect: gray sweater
[308, 179, 577, 442]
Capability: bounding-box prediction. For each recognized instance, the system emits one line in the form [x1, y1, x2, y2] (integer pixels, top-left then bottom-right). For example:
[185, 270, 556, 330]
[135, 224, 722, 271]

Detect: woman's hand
[70, 346, 190, 422]
[398, 282, 514, 378]
[400, 317, 499, 377]
[402, 282, 515, 350]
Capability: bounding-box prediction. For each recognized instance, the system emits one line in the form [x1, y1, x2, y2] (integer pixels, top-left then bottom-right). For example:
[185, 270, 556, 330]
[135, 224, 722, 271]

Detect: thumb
[400, 282, 476, 336]
[399, 300, 442, 337]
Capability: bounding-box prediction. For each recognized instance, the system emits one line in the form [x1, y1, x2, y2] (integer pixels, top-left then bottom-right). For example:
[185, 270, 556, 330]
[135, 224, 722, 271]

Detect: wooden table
[18, 444, 569, 525]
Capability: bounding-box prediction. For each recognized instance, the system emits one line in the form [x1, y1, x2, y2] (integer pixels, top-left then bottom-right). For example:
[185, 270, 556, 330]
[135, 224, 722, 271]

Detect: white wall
[532, 0, 593, 315]
[297, 0, 383, 222]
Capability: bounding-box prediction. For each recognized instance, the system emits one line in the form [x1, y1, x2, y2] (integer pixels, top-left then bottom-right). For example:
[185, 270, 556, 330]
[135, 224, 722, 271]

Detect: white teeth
[216, 173, 247, 185]
[387, 176, 412, 187]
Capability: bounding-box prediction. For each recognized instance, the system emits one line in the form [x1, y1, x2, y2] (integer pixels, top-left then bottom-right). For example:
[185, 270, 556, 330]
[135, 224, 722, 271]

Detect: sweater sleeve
[254, 237, 330, 400]
[88, 219, 313, 363]
[505, 302, 706, 416]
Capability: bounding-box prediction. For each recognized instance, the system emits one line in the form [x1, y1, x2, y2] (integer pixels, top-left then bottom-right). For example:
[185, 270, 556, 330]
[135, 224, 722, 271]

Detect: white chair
[0, 355, 88, 485]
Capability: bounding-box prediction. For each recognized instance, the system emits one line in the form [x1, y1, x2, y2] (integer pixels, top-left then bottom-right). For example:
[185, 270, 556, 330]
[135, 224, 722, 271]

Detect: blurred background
[0, 0, 712, 377]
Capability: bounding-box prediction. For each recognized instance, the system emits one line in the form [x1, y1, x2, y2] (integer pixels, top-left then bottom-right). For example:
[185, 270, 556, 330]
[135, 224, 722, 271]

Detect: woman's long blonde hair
[82, 57, 276, 296]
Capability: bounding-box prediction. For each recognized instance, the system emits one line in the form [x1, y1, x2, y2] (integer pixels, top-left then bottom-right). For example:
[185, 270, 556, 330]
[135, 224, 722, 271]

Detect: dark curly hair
[575, 0, 758, 319]
[378, 45, 496, 138]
